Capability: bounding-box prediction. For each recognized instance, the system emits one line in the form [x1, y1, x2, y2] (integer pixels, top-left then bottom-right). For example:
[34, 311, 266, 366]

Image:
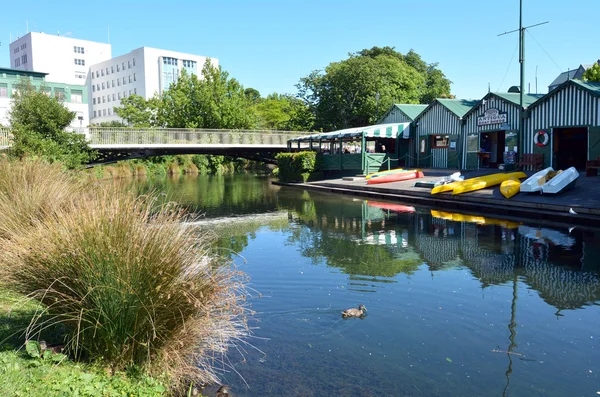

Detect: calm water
[136, 174, 600, 397]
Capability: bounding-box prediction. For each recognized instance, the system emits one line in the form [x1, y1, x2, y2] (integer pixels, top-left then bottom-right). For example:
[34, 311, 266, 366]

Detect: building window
[123, 77, 126, 85]
[133, 58, 136, 66]
[117, 64, 120, 72]
[102, 82, 105, 90]
[20, 43, 26, 50]
[21, 54, 28, 64]
[134, 88, 137, 95]
[13, 47, 19, 54]
[93, 98, 96, 105]
[106, 67, 109, 75]
[93, 110, 97, 118]
[129, 90, 132, 96]
[103, 109, 106, 116]
[92, 85, 96, 92]
[108, 108, 112, 116]
[96, 71, 99, 78]
[118, 92, 121, 100]
[91, 73, 94, 80]
[133, 73, 136, 81]
[112, 93, 116, 101]
[96, 84, 100, 91]
[102, 96, 105, 103]
[71, 91, 83, 103]
[123, 91, 126, 98]
[74, 58, 85, 66]
[54, 89, 65, 100]
[107, 96, 110, 103]
[74, 46, 85, 54]
[112, 80, 115, 88]
[0, 85, 7, 97]
[129, 75, 132, 83]
[111, 66, 114, 73]
[122, 62, 125, 70]
[128, 60, 131, 69]
[101, 69, 104, 76]
[431, 135, 450, 149]
[14, 58, 20, 67]
[117, 79, 120, 86]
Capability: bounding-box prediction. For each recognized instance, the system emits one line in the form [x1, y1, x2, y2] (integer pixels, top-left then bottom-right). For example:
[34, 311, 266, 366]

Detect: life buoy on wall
[534, 130, 549, 147]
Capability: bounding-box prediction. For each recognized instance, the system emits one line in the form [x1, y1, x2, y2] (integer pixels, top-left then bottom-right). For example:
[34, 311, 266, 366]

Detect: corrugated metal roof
[436, 99, 479, 118]
[394, 104, 428, 120]
[549, 69, 579, 88]
[493, 92, 544, 107]
[529, 79, 600, 111]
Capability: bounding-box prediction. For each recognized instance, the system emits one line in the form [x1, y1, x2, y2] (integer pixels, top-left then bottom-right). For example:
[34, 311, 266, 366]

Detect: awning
[289, 122, 411, 142]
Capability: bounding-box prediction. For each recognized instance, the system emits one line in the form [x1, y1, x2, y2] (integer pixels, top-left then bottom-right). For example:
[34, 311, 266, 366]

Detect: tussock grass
[0, 159, 251, 391]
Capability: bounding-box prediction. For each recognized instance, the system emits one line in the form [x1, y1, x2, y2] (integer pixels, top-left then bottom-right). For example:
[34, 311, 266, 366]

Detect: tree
[114, 94, 161, 127]
[159, 60, 256, 129]
[9, 80, 95, 169]
[297, 47, 452, 130]
[583, 63, 600, 82]
[254, 93, 314, 131]
[244, 88, 261, 104]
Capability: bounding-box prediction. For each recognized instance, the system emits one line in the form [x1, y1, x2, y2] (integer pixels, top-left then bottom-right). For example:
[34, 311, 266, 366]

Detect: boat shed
[413, 99, 478, 169]
[526, 79, 600, 170]
[377, 104, 427, 167]
[462, 93, 543, 170]
[287, 122, 411, 175]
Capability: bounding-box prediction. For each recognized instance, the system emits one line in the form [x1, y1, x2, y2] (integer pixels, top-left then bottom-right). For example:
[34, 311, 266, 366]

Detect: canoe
[452, 172, 526, 195]
[367, 170, 424, 185]
[367, 201, 416, 213]
[541, 167, 579, 194]
[365, 168, 405, 180]
[520, 167, 553, 193]
[500, 179, 521, 199]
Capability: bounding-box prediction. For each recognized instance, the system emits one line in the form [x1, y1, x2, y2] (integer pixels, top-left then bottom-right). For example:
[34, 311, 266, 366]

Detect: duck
[341, 304, 367, 318]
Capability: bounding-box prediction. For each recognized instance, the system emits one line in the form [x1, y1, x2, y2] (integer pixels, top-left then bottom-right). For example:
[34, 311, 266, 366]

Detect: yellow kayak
[500, 179, 521, 199]
[431, 180, 467, 194]
[366, 168, 405, 180]
[452, 172, 526, 195]
[430, 210, 521, 229]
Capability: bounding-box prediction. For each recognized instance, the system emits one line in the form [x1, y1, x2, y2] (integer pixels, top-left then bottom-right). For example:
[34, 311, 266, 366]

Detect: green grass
[0, 290, 168, 397]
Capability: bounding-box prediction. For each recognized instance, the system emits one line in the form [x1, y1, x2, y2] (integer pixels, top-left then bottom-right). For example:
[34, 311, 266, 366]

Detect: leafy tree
[297, 47, 452, 130]
[583, 63, 600, 82]
[254, 93, 314, 131]
[114, 94, 161, 127]
[8, 80, 95, 169]
[159, 60, 256, 129]
[244, 88, 261, 104]
[96, 120, 129, 127]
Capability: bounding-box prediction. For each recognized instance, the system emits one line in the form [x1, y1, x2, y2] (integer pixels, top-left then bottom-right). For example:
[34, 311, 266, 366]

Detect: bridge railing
[71, 128, 308, 146]
[0, 128, 11, 149]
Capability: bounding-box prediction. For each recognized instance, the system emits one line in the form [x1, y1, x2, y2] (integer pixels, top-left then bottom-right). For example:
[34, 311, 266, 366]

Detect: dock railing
[0, 128, 10, 149]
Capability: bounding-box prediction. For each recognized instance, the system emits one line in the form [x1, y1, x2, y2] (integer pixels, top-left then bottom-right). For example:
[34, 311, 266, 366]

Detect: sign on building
[477, 108, 508, 126]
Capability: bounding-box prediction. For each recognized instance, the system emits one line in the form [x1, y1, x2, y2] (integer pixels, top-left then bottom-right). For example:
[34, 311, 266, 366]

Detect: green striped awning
[290, 123, 411, 142]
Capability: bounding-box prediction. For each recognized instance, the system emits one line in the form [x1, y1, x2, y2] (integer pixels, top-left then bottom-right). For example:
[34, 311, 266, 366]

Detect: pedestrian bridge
[0, 127, 309, 164]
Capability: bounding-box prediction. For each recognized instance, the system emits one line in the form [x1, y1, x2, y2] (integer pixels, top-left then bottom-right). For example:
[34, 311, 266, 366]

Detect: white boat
[541, 167, 579, 194]
[520, 167, 554, 193]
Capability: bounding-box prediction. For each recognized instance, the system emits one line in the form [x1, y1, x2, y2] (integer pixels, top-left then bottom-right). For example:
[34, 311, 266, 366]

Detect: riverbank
[273, 168, 600, 226]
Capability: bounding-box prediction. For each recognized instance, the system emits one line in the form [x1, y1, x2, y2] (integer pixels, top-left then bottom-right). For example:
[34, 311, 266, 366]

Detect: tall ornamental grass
[0, 160, 251, 390]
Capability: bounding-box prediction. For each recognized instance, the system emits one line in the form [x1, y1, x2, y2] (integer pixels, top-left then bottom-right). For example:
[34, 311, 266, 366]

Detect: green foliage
[297, 46, 452, 130]
[254, 93, 314, 131]
[8, 80, 96, 169]
[275, 151, 318, 182]
[583, 62, 600, 82]
[244, 87, 261, 103]
[96, 120, 130, 127]
[114, 94, 161, 127]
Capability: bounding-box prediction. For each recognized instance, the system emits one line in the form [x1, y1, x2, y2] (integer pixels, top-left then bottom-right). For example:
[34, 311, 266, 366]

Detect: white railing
[0, 128, 11, 149]
[71, 127, 308, 146]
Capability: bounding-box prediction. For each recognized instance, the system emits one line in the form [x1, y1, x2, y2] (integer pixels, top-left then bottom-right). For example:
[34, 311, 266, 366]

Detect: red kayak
[366, 201, 415, 213]
[367, 171, 424, 184]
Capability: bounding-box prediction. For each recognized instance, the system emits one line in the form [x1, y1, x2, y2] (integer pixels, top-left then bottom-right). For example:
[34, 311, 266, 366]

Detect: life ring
[534, 130, 549, 147]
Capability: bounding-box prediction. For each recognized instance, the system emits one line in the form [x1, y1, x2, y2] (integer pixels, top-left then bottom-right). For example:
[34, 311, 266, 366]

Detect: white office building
[9, 32, 112, 86]
[89, 47, 218, 123]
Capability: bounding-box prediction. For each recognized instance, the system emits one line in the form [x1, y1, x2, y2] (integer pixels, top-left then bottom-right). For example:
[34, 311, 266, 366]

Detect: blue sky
[1, 0, 599, 101]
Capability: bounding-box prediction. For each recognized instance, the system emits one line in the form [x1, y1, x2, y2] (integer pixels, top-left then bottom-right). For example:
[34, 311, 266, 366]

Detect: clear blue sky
[1, 0, 598, 101]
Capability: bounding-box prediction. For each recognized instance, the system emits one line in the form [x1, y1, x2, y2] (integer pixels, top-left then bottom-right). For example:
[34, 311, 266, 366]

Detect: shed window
[431, 135, 449, 148]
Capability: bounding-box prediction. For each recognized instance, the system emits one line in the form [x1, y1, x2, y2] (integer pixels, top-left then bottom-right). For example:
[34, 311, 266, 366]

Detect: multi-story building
[9, 32, 112, 86]
[0, 67, 89, 127]
[89, 47, 218, 123]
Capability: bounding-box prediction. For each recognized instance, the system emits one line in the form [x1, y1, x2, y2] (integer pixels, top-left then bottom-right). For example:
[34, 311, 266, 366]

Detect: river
[134, 174, 600, 397]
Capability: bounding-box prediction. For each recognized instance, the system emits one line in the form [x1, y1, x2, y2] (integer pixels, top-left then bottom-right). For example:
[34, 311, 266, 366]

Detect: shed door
[447, 136, 460, 169]
[589, 127, 600, 160]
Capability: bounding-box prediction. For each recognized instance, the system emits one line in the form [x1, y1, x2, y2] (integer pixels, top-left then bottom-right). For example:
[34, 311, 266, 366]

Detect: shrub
[0, 161, 251, 391]
[275, 151, 318, 182]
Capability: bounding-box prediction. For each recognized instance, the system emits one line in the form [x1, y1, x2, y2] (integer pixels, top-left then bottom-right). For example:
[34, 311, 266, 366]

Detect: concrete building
[0, 67, 89, 127]
[9, 32, 112, 86]
[89, 47, 218, 123]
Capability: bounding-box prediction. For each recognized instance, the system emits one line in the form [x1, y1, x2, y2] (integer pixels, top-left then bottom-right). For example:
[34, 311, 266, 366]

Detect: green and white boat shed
[413, 99, 478, 169]
[526, 79, 600, 170]
[377, 104, 427, 166]
[287, 122, 411, 175]
[462, 93, 542, 169]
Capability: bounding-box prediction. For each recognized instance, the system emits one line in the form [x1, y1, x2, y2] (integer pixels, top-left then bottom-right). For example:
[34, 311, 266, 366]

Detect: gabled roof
[549, 69, 580, 88]
[436, 99, 479, 118]
[394, 104, 428, 120]
[529, 79, 600, 110]
[463, 92, 543, 119]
